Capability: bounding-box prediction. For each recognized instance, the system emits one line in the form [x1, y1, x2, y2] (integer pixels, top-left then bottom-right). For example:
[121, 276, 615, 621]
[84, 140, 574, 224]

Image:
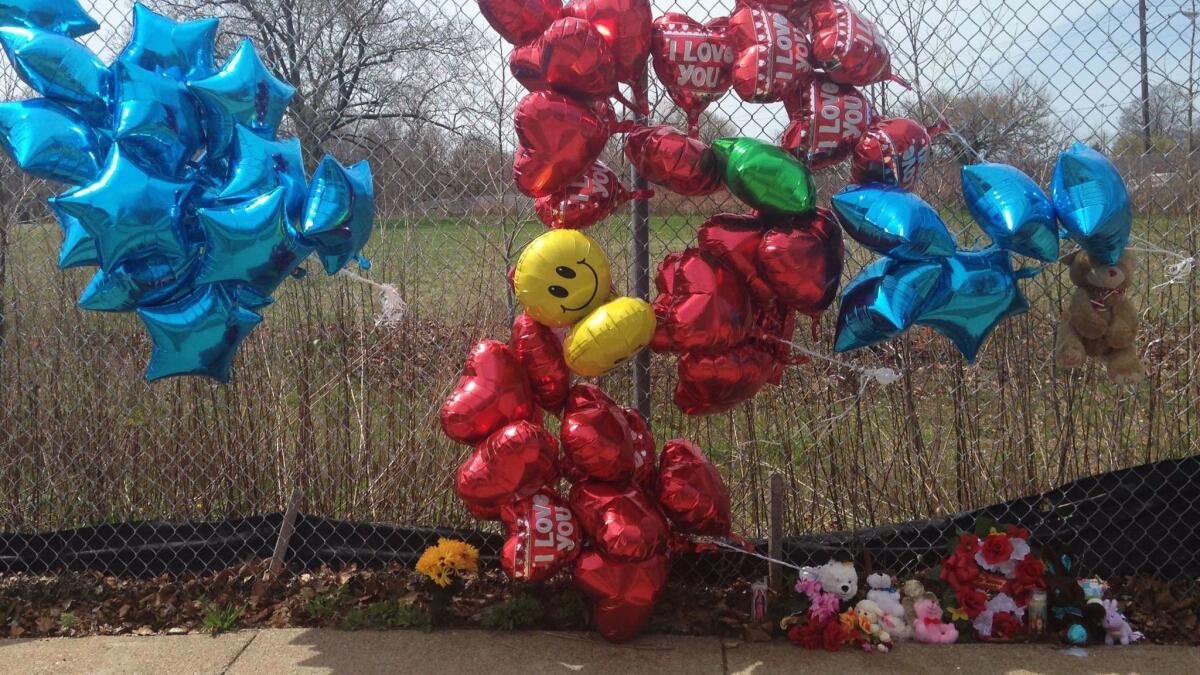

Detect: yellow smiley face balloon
[513, 230, 612, 327]
[563, 297, 657, 377]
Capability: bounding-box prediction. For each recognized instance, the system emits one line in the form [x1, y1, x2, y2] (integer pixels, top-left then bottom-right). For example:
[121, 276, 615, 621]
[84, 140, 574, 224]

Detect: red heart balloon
[511, 312, 570, 414]
[622, 406, 658, 493]
[653, 248, 754, 353]
[697, 213, 775, 303]
[560, 385, 637, 483]
[456, 421, 560, 519]
[478, 0, 563, 45]
[573, 551, 669, 642]
[809, 0, 895, 86]
[656, 439, 732, 536]
[851, 117, 946, 189]
[440, 340, 535, 445]
[649, 252, 684, 352]
[623, 125, 722, 196]
[500, 489, 581, 582]
[650, 13, 734, 136]
[561, 0, 652, 111]
[750, 298, 797, 385]
[674, 343, 776, 416]
[728, 5, 812, 103]
[569, 481, 669, 561]
[759, 208, 845, 316]
[513, 91, 617, 197]
[511, 17, 620, 102]
[533, 161, 652, 229]
[781, 77, 873, 170]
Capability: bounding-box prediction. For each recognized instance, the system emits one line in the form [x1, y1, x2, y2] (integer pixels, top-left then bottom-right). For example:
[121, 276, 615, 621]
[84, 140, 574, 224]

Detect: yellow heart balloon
[563, 297, 657, 377]
[513, 230, 613, 327]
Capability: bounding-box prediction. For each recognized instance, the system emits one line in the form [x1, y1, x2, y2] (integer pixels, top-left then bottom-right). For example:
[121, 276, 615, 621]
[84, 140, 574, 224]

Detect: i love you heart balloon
[455, 420, 560, 519]
[500, 489, 581, 582]
[728, 5, 812, 103]
[623, 124, 722, 196]
[782, 77, 873, 170]
[511, 312, 570, 414]
[574, 551, 669, 642]
[651, 13, 733, 136]
[758, 208, 845, 316]
[534, 161, 652, 229]
[440, 340, 534, 445]
[851, 117, 947, 189]
[808, 0, 896, 86]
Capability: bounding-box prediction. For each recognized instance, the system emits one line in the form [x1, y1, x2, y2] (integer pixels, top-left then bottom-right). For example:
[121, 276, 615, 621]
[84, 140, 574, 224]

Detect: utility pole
[1183, 4, 1197, 155]
[1141, 0, 1153, 153]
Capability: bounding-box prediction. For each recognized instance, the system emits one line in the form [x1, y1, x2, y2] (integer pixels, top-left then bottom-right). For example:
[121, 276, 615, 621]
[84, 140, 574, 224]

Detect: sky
[61, 0, 1200, 145]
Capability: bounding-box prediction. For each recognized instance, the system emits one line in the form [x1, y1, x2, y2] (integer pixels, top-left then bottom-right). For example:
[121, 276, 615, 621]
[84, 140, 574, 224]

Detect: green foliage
[546, 589, 588, 627]
[59, 612, 77, 632]
[342, 600, 431, 631]
[479, 595, 543, 631]
[200, 601, 244, 636]
[305, 590, 343, 621]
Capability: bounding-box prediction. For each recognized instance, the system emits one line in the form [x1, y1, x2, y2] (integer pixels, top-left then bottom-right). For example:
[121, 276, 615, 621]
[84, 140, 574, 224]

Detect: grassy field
[1, 201, 1198, 549]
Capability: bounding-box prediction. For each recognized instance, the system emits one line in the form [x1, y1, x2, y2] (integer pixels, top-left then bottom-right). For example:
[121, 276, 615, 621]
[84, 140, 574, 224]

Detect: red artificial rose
[1006, 525, 1030, 541]
[981, 533, 1015, 566]
[940, 551, 980, 591]
[956, 533, 981, 556]
[956, 587, 988, 619]
[1016, 556, 1045, 583]
[788, 619, 824, 650]
[821, 617, 847, 652]
[991, 611, 1023, 640]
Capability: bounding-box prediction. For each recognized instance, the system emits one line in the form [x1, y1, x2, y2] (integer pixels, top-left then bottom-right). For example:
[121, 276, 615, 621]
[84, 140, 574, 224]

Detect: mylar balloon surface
[510, 17, 619, 102]
[0, 0, 99, 38]
[478, 0, 562, 45]
[652, 248, 754, 353]
[831, 184, 956, 260]
[0, 98, 102, 184]
[440, 340, 536, 445]
[194, 188, 313, 295]
[759, 209, 845, 316]
[834, 257, 943, 352]
[137, 285, 262, 383]
[962, 163, 1059, 263]
[915, 249, 1031, 362]
[188, 38, 296, 158]
[118, 4, 217, 79]
[500, 490, 581, 582]
[675, 343, 776, 415]
[534, 161, 651, 229]
[301, 156, 376, 275]
[113, 62, 205, 178]
[808, 0, 895, 86]
[851, 118, 943, 189]
[781, 78, 872, 170]
[697, 213, 774, 303]
[563, 297, 656, 377]
[569, 481, 669, 561]
[711, 137, 816, 214]
[511, 312, 571, 414]
[1051, 142, 1132, 266]
[0, 25, 109, 117]
[456, 421, 560, 519]
[513, 92, 619, 197]
[561, 387, 637, 483]
[727, 5, 811, 103]
[513, 229, 613, 327]
[656, 439, 732, 536]
[574, 552, 669, 642]
[623, 124, 722, 196]
[561, 0, 652, 111]
[651, 13, 734, 135]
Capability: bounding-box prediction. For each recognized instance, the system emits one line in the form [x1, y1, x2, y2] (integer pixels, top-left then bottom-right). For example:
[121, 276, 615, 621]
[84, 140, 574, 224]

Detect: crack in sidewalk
[219, 630, 259, 674]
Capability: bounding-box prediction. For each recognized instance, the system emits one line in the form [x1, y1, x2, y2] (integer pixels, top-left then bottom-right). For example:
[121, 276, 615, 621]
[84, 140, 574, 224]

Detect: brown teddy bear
[1054, 251, 1145, 384]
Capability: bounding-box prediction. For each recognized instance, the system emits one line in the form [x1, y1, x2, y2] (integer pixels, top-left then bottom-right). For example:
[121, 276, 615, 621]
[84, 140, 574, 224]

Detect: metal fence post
[631, 78, 652, 422]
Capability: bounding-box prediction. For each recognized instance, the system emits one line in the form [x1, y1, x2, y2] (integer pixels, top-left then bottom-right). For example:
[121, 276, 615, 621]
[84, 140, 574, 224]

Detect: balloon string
[1126, 235, 1196, 288]
[778, 339, 902, 387]
[933, 110, 986, 164]
[338, 268, 407, 326]
[691, 536, 809, 573]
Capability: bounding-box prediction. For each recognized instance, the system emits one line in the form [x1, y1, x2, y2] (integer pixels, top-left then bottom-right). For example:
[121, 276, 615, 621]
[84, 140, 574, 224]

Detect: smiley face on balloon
[514, 229, 613, 327]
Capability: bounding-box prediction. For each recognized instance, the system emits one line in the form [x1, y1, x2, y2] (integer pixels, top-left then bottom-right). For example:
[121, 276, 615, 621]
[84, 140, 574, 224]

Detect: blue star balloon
[117, 3, 217, 80]
[831, 184, 957, 260]
[0, 0, 98, 38]
[49, 196, 99, 268]
[914, 249, 1032, 363]
[195, 187, 314, 295]
[1052, 142, 1132, 266]
[834, 257, 943, 353]
[188, 38, 296, 159]
[962, 163, 1059, 263]
[0, 26, 109, 116]
[0, 98, 104, 184]
[302, 156, 375, 274]
[51, 146, 194, 270]
[138, 284, 263, 382]
[78, 253, 200, 312]
[217, 125, 307, 216]
[113, 62, 204, 177]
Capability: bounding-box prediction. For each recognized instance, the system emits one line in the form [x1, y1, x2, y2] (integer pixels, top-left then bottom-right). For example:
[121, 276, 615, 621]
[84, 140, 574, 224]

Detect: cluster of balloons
[0, 2, 374, 382]
[440, 339, 733, 642]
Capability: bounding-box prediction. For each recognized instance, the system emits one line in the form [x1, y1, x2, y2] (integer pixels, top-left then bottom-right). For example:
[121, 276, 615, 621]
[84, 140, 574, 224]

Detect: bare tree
[153, 0, 484, 164]
[1115, 81, 1195, 155]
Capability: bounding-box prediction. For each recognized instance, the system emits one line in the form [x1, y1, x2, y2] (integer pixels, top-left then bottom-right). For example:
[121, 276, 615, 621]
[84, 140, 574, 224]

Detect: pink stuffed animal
[1101, 599, 1143, 645]
[912, 598, 958, 644]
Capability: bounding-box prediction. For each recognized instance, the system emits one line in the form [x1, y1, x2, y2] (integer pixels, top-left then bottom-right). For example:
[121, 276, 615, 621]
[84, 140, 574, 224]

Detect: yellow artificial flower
[839, 610, 858, 634]
[416, 539, 479, 586]
[437, 538, 480, 574]
[948, 606, 969, 622]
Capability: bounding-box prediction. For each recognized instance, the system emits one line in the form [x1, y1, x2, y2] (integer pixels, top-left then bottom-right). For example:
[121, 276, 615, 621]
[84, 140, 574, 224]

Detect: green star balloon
[711, 137, 817, 215]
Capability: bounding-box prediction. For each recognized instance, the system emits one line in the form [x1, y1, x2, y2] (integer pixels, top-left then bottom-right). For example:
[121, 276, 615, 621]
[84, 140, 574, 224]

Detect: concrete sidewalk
[0, 629, 1195, 675]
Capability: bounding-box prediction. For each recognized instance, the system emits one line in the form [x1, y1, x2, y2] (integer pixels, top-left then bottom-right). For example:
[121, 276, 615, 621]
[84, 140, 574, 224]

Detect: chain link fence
[0, 0, 1197, 581]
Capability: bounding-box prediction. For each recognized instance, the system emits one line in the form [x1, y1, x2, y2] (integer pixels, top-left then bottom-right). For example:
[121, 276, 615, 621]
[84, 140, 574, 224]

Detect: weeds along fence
[0, 0, 1199, 578]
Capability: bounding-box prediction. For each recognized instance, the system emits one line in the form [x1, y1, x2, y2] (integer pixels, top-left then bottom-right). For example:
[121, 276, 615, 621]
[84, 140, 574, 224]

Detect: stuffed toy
[798, 558, 859, 605]
[1101, 599, 1143, 646]
[866, 574, 911, 640]
[1054, 251, 1145, 384]
[901, 579, 926, 625]
[912, 597, 958, 644]
[852, 599, 894, 652]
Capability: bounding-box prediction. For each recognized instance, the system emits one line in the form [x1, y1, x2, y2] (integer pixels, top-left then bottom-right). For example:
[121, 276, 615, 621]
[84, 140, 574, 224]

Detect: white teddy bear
[867, 573, 911, 640]
[799, 559, 859, 603]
